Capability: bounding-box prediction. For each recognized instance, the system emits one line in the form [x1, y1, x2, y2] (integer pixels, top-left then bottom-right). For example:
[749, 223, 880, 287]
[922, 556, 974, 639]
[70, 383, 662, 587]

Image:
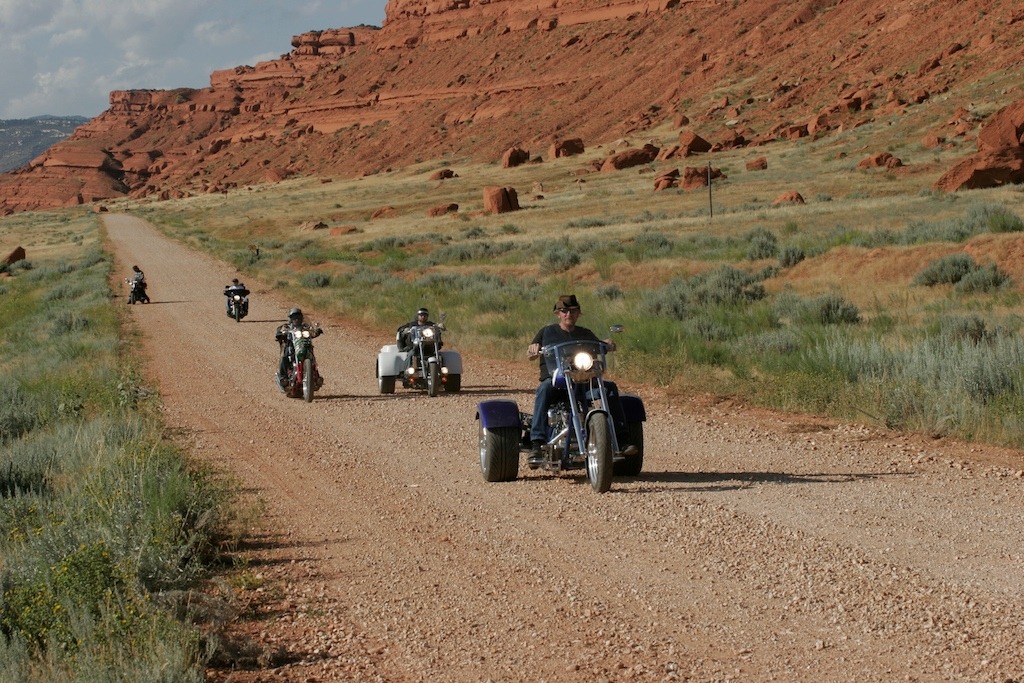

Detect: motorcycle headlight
[301, 330, 311, 338]
[573, 352, 594, 371]
[233, 295, 241, 301]
[422, 328, 435, 339]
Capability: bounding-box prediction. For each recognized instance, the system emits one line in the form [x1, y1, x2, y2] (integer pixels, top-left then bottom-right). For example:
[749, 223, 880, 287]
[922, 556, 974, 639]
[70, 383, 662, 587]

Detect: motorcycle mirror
[609, 324, 625, 334]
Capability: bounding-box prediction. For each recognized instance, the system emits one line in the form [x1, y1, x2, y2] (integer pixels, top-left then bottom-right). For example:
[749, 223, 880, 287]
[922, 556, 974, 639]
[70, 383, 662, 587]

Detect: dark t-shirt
[531, 324, 601, 381]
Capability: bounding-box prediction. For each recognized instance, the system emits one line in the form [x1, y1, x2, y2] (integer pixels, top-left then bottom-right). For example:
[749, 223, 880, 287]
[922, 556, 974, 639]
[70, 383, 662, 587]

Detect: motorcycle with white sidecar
[376, 320, 463, 396]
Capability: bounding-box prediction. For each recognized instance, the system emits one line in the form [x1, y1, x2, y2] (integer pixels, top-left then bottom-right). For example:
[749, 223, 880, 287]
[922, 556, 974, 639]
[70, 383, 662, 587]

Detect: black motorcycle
[225, 286, 250, 322]
[276, 323, 324, 402]
[126, 277, 150, 304]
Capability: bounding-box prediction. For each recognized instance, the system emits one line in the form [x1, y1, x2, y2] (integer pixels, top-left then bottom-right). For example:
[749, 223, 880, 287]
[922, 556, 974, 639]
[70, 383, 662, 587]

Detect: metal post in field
[707, 160, 713, 219]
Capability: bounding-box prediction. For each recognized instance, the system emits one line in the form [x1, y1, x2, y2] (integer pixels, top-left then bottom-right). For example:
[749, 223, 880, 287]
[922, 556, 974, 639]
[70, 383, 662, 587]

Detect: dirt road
[105, 214, 1024, 682]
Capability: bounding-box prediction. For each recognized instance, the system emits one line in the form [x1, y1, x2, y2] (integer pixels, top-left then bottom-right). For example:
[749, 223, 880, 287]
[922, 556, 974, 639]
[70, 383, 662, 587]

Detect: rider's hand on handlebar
[603, 338, 616, 352]
[527, 342, 540, 360]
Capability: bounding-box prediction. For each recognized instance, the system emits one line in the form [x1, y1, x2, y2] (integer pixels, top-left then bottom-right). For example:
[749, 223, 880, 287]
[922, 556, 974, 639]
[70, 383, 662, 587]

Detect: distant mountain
[0, 116, 88, 173]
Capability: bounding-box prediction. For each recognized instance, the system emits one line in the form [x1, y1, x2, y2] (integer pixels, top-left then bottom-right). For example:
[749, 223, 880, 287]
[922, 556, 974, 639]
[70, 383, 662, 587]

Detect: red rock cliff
[2, 0, 1022, 213]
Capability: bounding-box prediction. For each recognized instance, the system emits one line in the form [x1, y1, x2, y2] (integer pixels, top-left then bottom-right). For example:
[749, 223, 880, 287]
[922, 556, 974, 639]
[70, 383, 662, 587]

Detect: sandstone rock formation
[858, 152, 904, 169]
[483, 186, 519, 214]
[935, 99, 1024, 191]
[1, 0, 1023, 213]
[4, 246, 26, 265]
[746, 156, 768, 172]
[427, 203, 459, 216]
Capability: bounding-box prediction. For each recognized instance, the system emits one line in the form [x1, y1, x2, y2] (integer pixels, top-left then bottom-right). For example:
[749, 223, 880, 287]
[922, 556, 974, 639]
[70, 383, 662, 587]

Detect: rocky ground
[105, 213, 1024, 682]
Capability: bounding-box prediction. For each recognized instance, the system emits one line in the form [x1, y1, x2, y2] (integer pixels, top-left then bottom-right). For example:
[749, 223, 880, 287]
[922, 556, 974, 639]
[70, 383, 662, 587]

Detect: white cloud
[0, 0, 386, 118]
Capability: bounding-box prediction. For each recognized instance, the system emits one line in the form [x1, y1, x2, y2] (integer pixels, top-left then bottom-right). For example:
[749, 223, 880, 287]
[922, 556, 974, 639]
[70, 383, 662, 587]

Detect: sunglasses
[555, 307, 580, 314]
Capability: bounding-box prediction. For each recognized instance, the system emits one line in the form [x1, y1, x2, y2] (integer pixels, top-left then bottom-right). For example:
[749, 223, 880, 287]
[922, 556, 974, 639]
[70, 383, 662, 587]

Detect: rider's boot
[528, 441, 544, 469]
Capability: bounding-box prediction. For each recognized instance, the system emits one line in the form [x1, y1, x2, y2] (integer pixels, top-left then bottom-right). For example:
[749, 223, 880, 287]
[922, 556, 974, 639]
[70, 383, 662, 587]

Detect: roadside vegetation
[0, 214, 233, 681]
[122, 113, 1024, 448]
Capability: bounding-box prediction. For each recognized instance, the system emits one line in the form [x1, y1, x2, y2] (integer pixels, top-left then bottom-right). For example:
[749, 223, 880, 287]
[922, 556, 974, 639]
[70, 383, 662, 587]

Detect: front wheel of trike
[585, 412, 614, 493]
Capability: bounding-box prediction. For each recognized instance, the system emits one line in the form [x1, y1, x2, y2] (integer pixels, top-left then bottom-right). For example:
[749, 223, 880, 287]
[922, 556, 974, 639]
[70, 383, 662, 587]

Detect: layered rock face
[2, 0, 1023, 213]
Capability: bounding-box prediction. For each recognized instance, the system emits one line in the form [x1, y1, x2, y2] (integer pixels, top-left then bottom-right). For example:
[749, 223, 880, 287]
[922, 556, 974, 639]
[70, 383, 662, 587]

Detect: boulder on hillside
[5, 246, 26, 265]
[549, 138, 585, 158]
[935, 99, 1024, 191]
[678, 131, 712, 156]
[370, 206, 398, 219]
[429, 168, 458, 180]
[858, 152, 903, 169]
[653, 168, 680, 191]
[427, 203, 459, 216]
[772, 191, 805, 206]
[746, 156, 768, 171]
[483, 186, 519, 213]
[502, 146, 530, 168]
[600, 144, 659, 172]
[680, 166, 725, 190]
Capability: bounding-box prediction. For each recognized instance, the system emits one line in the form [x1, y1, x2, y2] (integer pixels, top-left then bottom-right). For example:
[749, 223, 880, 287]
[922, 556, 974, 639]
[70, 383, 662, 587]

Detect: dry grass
[115, 108, 1024, 325]
[67, 105, 1024, 444]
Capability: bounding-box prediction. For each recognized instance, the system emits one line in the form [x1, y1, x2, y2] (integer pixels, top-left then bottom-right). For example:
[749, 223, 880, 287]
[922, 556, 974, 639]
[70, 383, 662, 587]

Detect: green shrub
[912, 253, 977, 286]
[300, 272, 333, 288]
[986, 210, 1024, 233]
[745, 227, 779, 260]
[796, 294, 861, 325]
[565, 216, 613, 229]
[779, 246, 805, 268]
[953, 264, 1009, 294]
[942, 315, 994, 344]
[541, 244, 581, 272]
[595, 284, 624, 300]
[625, 232, 673, 262]
[641, 266, 766, 321]
[967, 202, 1024, 233]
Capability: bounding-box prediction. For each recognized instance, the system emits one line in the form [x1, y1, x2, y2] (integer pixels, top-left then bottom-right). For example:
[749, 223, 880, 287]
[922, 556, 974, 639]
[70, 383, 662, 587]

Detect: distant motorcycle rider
[223, 277, 250, 314]
[275, 307, 322, 391]
[127, 264, 149, 303]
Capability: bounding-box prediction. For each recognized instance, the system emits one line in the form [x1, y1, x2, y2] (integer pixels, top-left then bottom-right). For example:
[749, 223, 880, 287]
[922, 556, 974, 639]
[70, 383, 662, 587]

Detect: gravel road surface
[105, 213, 1024, 682]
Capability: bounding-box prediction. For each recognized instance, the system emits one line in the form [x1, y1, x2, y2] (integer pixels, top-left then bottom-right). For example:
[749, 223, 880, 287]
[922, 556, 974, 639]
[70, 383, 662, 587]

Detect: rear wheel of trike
[614, 421, 644, 476]
[443, 373, 461, 393]
[378, 374, 396, 394]
[479, 423, 520, 482]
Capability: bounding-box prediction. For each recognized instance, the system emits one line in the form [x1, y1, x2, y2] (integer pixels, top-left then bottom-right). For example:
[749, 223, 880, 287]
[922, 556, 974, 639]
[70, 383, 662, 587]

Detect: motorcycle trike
[376, 320, 462, 397]
[475, 338, 645, 493]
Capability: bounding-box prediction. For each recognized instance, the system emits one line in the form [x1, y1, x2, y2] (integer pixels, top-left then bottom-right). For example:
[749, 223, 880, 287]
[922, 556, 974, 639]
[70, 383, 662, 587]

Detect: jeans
[530, 378, 626, 444]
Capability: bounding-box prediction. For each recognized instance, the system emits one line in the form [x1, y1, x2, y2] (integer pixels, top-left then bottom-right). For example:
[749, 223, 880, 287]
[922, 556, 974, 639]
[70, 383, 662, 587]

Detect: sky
[0, 0, 387, 119]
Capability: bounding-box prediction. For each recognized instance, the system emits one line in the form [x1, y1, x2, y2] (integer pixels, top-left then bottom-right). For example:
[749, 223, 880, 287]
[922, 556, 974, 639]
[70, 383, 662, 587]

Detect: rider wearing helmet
[275, 307, 321, 390]
[396, 307, 434, 352]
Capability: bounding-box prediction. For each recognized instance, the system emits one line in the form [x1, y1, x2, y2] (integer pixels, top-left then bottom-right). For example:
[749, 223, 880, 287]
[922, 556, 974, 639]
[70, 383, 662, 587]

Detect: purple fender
[620, 394, 646, 422]
[476, 400, 522, 430]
